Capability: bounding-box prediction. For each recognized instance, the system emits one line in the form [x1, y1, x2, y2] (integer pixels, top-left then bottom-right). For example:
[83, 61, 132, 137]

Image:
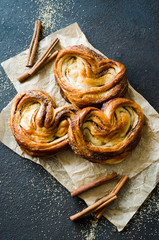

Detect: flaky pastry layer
[54, 45, 128, 108]
[10, 90, 77, 157]
[68, 98, 144, 164]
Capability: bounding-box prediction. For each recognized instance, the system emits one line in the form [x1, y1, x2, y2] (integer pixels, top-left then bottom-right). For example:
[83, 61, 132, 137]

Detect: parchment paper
[0, 23, 159, 231]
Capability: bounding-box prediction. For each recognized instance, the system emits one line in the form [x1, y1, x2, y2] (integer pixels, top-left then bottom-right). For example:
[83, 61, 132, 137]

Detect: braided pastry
[54, 45, 128, 108]
[10, 90, 77, 157]
[68, 98, 144, 164]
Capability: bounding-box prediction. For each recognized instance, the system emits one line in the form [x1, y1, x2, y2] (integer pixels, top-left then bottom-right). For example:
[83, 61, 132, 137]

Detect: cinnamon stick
[42, 50, 58, 66]
[94, 205, 110, 219]
[70, 193, 117, 221]
[95, 176, 129, 219]
[26, 20, 41, 67]
[93, 196, 117, 212]
[71, 173, 118, 198]
[18, 38, 59, 83]
[111, 175, 129, 195]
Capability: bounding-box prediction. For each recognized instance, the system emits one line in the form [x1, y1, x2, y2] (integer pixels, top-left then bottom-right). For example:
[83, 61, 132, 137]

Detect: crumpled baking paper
[0, 23, 159, 231]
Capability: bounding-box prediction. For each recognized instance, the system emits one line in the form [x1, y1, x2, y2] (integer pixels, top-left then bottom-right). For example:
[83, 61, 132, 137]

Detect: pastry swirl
[10, 90, 77, 157]
[68, 98, 144, 164]
[54, 45, 128, 108]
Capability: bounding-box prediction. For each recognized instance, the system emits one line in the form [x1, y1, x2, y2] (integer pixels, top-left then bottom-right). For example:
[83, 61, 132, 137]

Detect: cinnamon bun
[10, 90, 77, 157]
[68, 98, 144, 164]
[54, 45, 128, 108]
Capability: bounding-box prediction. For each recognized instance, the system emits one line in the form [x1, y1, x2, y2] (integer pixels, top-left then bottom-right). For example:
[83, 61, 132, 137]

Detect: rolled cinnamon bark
[71, 173, 118, 197]
[26, 20, 41, 67]
[18, 38, 59, 82]
[70, 193, 117, 221]
[95, 176, 129, 219]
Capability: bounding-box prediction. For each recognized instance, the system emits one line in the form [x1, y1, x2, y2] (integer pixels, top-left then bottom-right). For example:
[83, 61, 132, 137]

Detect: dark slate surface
[0, 1, 159, 239]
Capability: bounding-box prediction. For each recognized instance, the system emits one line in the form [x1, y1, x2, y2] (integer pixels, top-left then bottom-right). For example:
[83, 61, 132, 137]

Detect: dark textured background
[0, 1, 159, 239]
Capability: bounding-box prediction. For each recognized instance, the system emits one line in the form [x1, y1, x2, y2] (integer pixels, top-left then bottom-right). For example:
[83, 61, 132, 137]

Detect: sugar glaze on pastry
[54, 45, 128, 108]
[10, 90, 77, 157]
[68, 98, 144, 164]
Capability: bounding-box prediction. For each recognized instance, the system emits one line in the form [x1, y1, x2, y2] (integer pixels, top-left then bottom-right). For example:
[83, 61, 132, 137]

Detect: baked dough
[54, 45, 128, 108]
[68, 98, 144, 164]
[10, 90, 77, 157]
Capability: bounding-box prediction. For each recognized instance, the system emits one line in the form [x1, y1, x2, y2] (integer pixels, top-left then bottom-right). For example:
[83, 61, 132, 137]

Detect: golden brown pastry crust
[10, 90, 77, 157]
[68, 98, 144, 164]
[54, 45, 128, 108]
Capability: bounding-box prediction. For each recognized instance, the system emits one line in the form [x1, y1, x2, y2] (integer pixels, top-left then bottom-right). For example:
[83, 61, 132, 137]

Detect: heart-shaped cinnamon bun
[68, 98, 144, 164]
[10, 90, 77, 157]
[54, 45, 128, 108]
